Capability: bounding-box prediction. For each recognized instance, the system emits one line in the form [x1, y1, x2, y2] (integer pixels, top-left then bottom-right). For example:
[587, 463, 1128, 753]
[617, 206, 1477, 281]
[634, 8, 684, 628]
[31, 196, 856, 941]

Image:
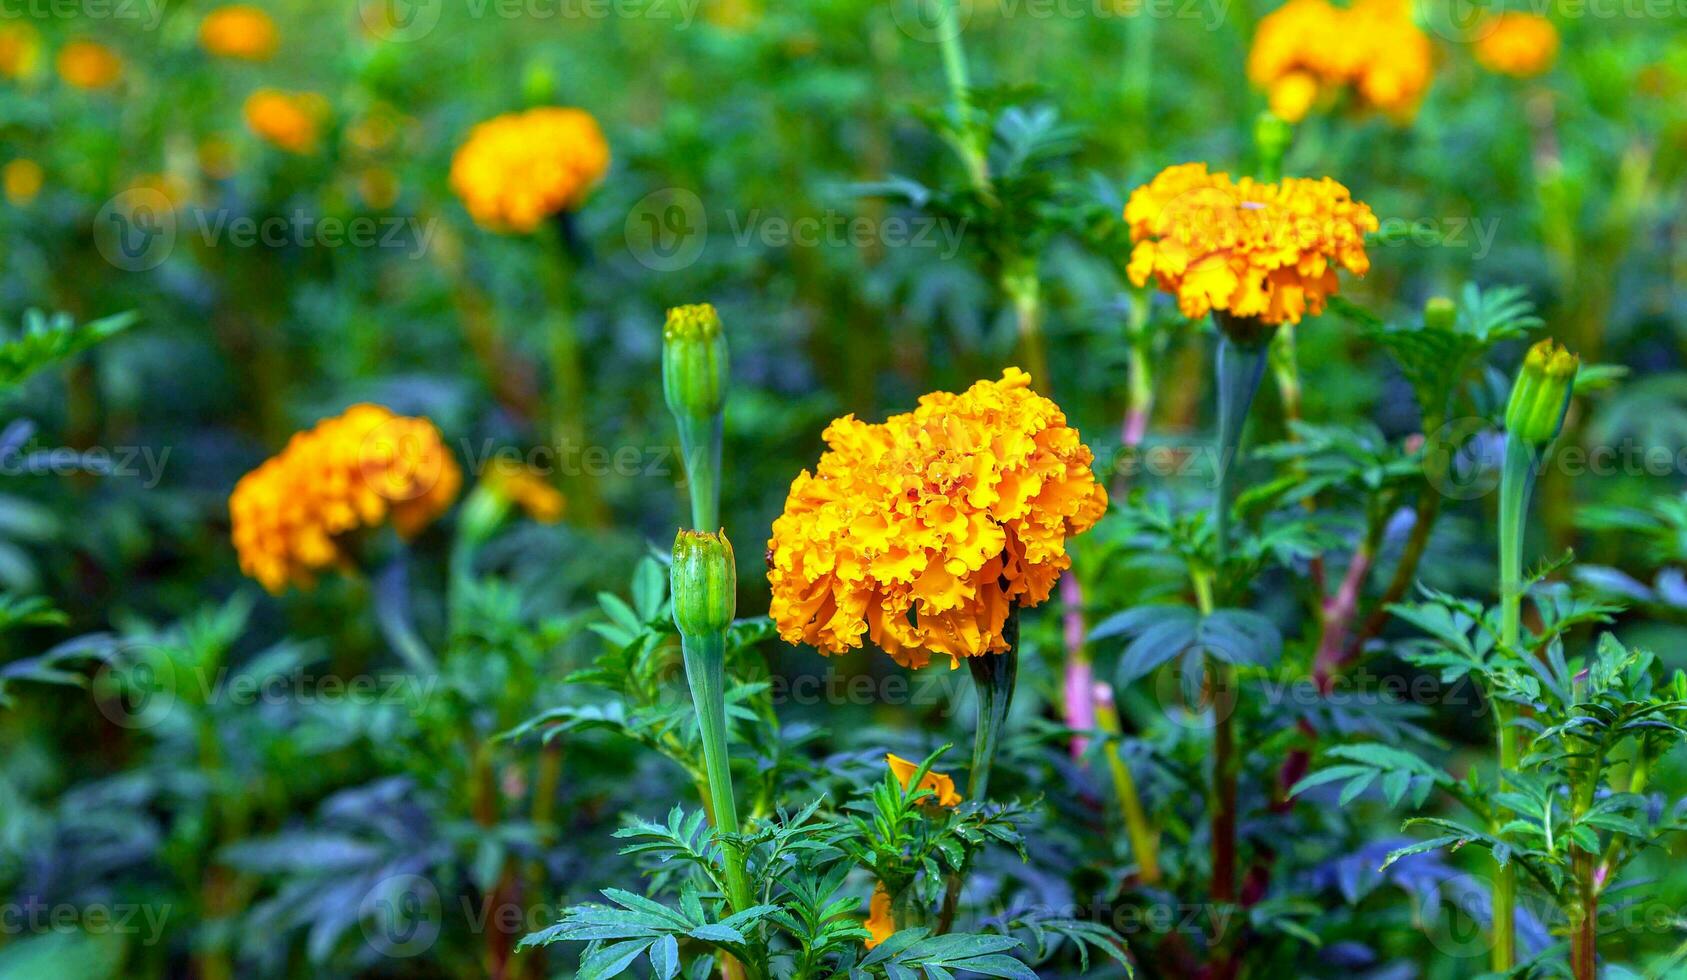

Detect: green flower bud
[663, 304, 729, 423]
[671, 528, 736, 637]
[1505, 338, 1579, 447]
[1423, 296, 1457, 332]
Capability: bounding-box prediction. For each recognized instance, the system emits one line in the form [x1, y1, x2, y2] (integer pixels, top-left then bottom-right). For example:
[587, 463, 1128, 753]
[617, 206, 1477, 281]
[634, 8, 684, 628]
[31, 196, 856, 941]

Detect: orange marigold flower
[481, 458, 565, 524]
[230, 405, 461, 593]
[0, 24, 41, 80]
[864, 883, 895, 949]
[200, 5, 280, 61]
[885, 753, 963, 807]
[1474, 13, 1558, 78]
[767, 368, 1107, 669]
[1248, 0, 1431, 123]
[244, 89, 324, 154]
[449, 107, 609, 233]
[1123, 162, 1378, 326]
[56, 40, 122, 90]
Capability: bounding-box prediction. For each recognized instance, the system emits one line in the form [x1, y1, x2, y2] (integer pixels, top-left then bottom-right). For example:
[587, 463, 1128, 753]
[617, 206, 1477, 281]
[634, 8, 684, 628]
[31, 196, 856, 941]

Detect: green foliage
[0, 309, 136, 395]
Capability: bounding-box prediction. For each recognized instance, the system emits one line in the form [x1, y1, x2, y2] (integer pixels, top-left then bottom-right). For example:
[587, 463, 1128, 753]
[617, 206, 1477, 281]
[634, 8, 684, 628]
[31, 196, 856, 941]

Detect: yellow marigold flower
[1474, 13, 1558, 78]
[4, 159, 42, 206]
[244, 89, 324, 154]
[56, 40, 122, 90]
[885, 753, 963, 807]
[481, 458, 565, 524]
[864, 883, 894, 950]
[449, 107, 609, 233]
[200, 5, 280, 61]
[1248, 0, 1431, 123]
[1123, 162, 1378, 326]
[767, 368, 1107, 669]
[230, 405, 461, 593]
[0, 24, 41, 80]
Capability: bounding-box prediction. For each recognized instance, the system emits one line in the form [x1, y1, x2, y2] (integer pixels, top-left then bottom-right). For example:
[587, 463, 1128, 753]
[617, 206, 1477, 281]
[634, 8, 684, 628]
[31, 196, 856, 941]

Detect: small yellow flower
[199, 5, 279, 61]
[358, 167, 401, 210]
[244, 89, 324, 154]
[768, 368, 1106, 668]
[481, 458, 565, 524]
[1248, 0, 1431, 123]
[885, 753, 963, 807]
[4, 159, 42, 206]
[1474, 13, 1558, 78]
[56, 40, 122, 90]
[864, 883, 895, 950]
[126, 173, 193, 210]
[449, 107, 609, 233]
[0, 24, 41, 80]
[1123, 162, 1378, 326]
[229, 405, 461, 593]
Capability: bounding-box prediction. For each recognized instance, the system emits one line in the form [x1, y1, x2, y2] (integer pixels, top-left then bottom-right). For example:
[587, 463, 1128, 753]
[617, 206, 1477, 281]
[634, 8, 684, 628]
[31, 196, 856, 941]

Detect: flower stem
[1207, 328, 1268, 973]
[675, 413, 723, 531]
[937, 609, 1020, 934]
[934, 0, 989, 192]
[680, 631, 754, 918]
[1095, 682, 1161, 884]
[1492, 434, 1537, 974]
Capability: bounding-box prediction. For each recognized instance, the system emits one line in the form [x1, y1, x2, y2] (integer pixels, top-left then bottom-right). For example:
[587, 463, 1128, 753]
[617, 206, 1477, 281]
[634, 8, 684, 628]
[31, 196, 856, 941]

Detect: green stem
[1207, 327, 1268, 974]
[1493, 435, 1537, 973]
[934, 0, 989, 192]
[937, 609, 1020, 934]
[1095, 683, 1161, 884]
[680, 631, 754, 919]
[675, 413, 723, 531]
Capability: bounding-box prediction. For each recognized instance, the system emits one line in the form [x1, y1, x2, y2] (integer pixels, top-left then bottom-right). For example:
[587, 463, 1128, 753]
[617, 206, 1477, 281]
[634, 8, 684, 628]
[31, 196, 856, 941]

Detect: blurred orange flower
[885, 753, 963, 807]
[244, 89, 325, 154]
[1124, 162, 1378, 326]
[1474, 13, 1558, 78]
[449, 107, 609, 232]
[56, 40, 122, 90]
[768, 368, 1106, 669]
[864, 883, 894, 949]
[1248, 0, 1431, 123]
[230, 404, 461, 593]
[481, 457, 565, 524]
[200, 5, 280, 61]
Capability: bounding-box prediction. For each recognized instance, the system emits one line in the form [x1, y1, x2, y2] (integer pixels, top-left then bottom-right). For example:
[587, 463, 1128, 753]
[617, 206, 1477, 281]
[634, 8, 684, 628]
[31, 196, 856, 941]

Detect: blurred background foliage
[0, 0, 1685, 976]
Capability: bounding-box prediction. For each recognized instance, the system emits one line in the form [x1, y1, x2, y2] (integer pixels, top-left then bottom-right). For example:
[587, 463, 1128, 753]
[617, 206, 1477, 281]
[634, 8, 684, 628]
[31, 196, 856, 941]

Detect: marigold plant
[767, 368, 1106, 668]
[1474, 12, 1559, 78]
[3, 159, 42, 205]
[55, 39, 121, 90]
[199, 5, 280, 61]
[244, 89, 324, 154]
[229, 404, 461, 593]
[1123, 162, 1378, 326]
[480, 457, 565, 524]
[1247, 0, 1431, 122]
[448, 107, 609, 233]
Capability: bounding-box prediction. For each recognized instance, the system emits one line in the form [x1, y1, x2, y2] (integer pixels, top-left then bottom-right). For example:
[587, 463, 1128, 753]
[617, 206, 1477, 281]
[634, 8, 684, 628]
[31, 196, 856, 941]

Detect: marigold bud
[1505, 338, 1578, 447]
[1423, 296, 1457, 332]
[672, 528, 736, 637]
[663, 304, 729, 423]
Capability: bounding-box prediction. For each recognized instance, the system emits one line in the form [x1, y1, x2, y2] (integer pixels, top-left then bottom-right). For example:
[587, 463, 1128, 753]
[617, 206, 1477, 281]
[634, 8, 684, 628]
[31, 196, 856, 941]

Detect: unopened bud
[671, 528, 736, 637]
[1505, 338, 1579, 447]
[1423, 296, 1457, 332]
[663, 303, 728, 423]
